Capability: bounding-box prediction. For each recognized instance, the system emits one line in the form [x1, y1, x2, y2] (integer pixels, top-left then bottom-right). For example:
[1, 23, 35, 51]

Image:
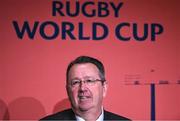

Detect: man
[41, 56, 130, 120]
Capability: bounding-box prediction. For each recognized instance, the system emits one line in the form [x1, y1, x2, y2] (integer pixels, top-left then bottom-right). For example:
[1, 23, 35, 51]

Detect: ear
[103, 81, 108, 97]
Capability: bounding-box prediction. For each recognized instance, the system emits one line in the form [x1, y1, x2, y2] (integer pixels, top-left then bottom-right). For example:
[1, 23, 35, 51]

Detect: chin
[79, 104, 94, 111]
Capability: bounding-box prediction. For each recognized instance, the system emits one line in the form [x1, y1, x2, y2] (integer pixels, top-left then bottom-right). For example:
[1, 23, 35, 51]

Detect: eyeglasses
[69, 79, 104, 88]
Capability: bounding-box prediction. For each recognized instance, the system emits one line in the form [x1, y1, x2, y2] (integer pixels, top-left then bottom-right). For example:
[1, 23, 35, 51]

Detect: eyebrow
[69, 77, 81, 81]
[70, 76, 98, 81]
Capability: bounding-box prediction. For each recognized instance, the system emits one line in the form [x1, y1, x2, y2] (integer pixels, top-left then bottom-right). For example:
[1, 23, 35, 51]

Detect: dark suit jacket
[40, 109, 130, 120]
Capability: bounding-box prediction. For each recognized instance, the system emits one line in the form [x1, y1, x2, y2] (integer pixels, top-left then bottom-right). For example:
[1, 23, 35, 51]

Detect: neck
[74, 107, 102, 121]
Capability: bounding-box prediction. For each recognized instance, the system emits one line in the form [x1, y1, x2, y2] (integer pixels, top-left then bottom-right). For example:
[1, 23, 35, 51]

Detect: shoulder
[104, 110, 131, 120]
[40, 109, 76, 120]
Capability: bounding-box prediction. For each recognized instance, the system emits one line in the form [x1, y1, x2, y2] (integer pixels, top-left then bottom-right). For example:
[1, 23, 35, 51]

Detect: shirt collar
[75, 107, 104, 121]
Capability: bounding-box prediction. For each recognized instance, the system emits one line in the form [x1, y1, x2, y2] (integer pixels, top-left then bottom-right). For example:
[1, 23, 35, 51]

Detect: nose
[79, 81, 88, 91]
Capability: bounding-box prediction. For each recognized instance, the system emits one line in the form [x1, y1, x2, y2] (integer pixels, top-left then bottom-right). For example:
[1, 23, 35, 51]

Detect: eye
[71, 80, 80, 86]
[86, 79, 96, 83]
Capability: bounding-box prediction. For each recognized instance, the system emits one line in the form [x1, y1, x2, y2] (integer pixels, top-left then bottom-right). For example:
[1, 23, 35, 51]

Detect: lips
[79, 95, 90, 99]
[78, 95, 91, 101]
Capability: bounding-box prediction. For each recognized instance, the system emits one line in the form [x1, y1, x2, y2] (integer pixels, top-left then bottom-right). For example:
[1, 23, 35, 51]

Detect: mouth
[78, 95, 91, 101]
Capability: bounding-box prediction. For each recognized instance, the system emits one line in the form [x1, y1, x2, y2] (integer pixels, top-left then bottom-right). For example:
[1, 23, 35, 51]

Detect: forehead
[68, 63, 100, 80]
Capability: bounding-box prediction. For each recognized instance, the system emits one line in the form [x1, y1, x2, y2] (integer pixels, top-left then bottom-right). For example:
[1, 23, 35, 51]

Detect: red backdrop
[0, 0, 180, 120]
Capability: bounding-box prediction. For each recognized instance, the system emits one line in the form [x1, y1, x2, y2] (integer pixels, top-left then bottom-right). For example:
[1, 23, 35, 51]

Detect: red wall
[0, 0, 180, 120]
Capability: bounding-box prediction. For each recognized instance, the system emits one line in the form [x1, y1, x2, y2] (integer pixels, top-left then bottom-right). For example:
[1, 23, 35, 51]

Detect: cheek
[71, 89, 78, 101]
[92, 86, 104, 100]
